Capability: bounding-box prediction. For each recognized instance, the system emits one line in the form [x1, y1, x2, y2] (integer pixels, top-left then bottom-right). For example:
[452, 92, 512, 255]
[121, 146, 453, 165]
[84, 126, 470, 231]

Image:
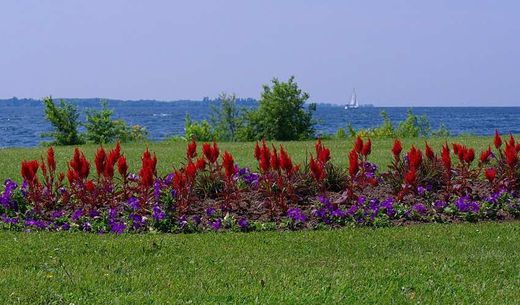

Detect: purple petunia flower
[127, 197, 140, 210]
[417, 186, 426, 196]
[152, 205, 166, 222]
[287, 208, 306, 223]
[237, 217, 249, 229]
[211, 218, 222, 231]
[71, 209, 84, 221]
[51, 210, 65, 220]
[412, 203, 428, 215]
[110, 221, 126, 234]
[433, 200, 447, 210]
[192, 215, 201, 225]
[206, 207, 216, 217]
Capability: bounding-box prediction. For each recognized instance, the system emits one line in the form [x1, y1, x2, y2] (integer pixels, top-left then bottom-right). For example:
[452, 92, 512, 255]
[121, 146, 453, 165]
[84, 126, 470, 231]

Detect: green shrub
[84, 102, 148, 144]
[184, 114, 217, 141]
[239, 76, 316, 141]
[41, 96, 84, 145]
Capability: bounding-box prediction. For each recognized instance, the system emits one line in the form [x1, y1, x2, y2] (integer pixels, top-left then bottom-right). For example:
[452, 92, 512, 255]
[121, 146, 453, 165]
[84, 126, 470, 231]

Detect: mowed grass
[0, 136, 495, 180]
[1, 137, 518, 304]
[0, 222, 518, 304]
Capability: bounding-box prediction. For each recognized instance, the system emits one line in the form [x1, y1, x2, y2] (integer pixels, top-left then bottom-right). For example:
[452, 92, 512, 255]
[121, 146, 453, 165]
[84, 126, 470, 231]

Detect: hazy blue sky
[1, 1, 519, 106]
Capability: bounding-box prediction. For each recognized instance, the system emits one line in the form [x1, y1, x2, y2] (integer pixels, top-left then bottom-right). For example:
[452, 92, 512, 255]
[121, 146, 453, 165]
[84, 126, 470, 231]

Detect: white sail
[345, 89, 359, 109]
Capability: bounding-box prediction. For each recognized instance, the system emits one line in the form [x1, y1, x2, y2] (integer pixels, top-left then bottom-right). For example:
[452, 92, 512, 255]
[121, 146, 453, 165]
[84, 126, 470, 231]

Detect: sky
[1, 1, 519, 106]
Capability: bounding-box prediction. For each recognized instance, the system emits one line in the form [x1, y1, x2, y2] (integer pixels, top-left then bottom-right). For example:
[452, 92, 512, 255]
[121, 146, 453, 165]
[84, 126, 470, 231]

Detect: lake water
[1, 100, 519, 148]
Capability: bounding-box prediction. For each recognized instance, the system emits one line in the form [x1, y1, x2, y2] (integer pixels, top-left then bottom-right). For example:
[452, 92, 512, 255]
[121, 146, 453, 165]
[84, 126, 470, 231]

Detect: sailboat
[345, 89, 359, 110]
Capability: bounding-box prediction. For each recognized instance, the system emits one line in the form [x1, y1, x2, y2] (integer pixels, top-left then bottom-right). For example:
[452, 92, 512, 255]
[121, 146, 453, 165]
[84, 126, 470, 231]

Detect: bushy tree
[84, 101, 148, 144]
[42, 96, 84, 145]
[184, 114, 217, 141]
[210, 93, 242, 141]
[239, 76, 316, 141]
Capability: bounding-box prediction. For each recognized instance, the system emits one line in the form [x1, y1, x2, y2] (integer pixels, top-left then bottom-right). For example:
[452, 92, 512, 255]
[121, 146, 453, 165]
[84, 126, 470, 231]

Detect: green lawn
[0, 222, 518, 304]
[0, 136, 494, 180]
[1, 137, 518, 304]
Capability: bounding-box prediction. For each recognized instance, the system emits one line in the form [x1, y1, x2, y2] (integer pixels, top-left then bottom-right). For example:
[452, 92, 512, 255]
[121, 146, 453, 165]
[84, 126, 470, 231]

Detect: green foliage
[84, 102, 148, 144]
[347, 109, 449, 139]
[184, 114, 217, 141]
[240, 76, 315, 141]
[41, 96, 84, 145]
[210, 93, 242, 142]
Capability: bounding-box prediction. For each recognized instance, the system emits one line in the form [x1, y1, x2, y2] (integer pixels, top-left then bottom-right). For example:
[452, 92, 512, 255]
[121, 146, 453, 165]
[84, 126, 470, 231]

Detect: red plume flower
[270, 146, 280, 171]
[404, 169, 417, 185]
[196, 157, 206, 170]
[505, 142, 518, 168]
[463, 148, 475, 164]
[254, 141, 261, 160]
[187, 139, 197, 159]
[407, 146, 423, 170]
[222, 151, 235, 178]
[309, 155, 325, 182]
[279, 145, 294, 174]
[425, 142, 435, 160]
[354, 136, 363, 154]
[117, 155, 128, 178]
[441, 144, 451, 171]
[85, 180, 95, 192]
[349, 149, 359, 177]
[484, 168, 496, 183]
[480, 146, 492, 164]
[94, 147, 107, 177]
[494, 130, 502, 149]
[185, 160, 198, 180]
[392, 139, 402, 159]
[21, 160, 39, 183]
[47, 147, 56, 173]
[361, 139, 372, 157]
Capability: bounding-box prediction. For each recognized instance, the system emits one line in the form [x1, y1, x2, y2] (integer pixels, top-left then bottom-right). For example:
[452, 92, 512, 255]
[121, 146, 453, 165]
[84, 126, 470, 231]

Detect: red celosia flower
[69, 148, 90, 179]
[172, 170, 186, 190]
[270, 147, 280, 171]
[202, 141, 220, 164]
[315, 138, 323, 156]
[85, 180, 95, 192]
[354, 136, 363, 154]
[21, 160, 39, 182]
[392, 139, 402, 159]
[349, 149, 359, 177]
[67, 169, 78, 185]
[441, 144, 451, 170]
[94, 147, 107, 177]
[254, 141, 261, 160]
[187, 139, 197, 159]
[463, 148, 475, 164]
[139, 149, 156, 188]
[185, 160, 197, 180]
[505, 142, 518, 168]
[494, 130, 502, 149]
[484, 168, 496, 183]
[404, 169, 416, 185]
[117, 156, 128, 178]
[425, 142, 435, 160]
[47, 147, 56, 173]
[279, 146, 294, 174]
[509, 134, 516, 147]
[309, 155, 325, 182]
[480, 146, 492, 164]
[361, 139, 372, 157]
[315, 139, 331, 163]
[452, 143, 461, 156]
[196, 157, 206, 170]
[407, 146, 423, 170]
[222, 151, 235, 178]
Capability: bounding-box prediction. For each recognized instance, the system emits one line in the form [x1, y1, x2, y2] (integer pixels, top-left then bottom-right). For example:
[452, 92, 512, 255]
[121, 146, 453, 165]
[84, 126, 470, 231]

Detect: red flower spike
[315, 138, 323, 156]
[187, 139, 197, 159]
[407, 146, 423, 171]
[254, 141, 261, 160]
[21, 160, 39, 182]
[185, 160, 198, 180]
[484, 168, 496, 183]
[222, 151, 235, 178]
[361, 139, 372, 157]
[196, 157, 206, 170]
[47, 147, 56, 173]
[505, 142, 518, 168]
[270, 146, 280, 171]
[494, 130, 502, 149]
[279, 146, 293, 174]
[392, 139, 403, 159]
[349, 149, 359, 177]
[85, 180, 95, 192]
[425, 142, 435, 160]
[463, 148, 475, 164]
[309, 155, 325, 182]
[404, 169, 417, 185]
[94, 147, 107, 177]
[117, 156, 128, 178]
[441, 144, 451, 170]
[354, 136, 363, 154]
[509, 134, 516, 147]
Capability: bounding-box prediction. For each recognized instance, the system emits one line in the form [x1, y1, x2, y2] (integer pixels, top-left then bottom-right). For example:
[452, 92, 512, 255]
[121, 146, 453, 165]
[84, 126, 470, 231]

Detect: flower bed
[2, 132, 520, 234]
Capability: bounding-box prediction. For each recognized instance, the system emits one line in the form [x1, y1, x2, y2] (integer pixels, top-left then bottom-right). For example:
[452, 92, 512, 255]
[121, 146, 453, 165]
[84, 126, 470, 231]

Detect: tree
[210, 93, 242, 141]
[42, 96, 84, 145]
[241, 76, 316, 141]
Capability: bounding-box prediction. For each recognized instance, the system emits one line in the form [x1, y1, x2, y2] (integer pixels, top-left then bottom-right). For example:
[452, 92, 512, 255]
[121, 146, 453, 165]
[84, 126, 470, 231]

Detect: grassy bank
[0, 222, 518, 304]
[0, 136, 493, 180]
